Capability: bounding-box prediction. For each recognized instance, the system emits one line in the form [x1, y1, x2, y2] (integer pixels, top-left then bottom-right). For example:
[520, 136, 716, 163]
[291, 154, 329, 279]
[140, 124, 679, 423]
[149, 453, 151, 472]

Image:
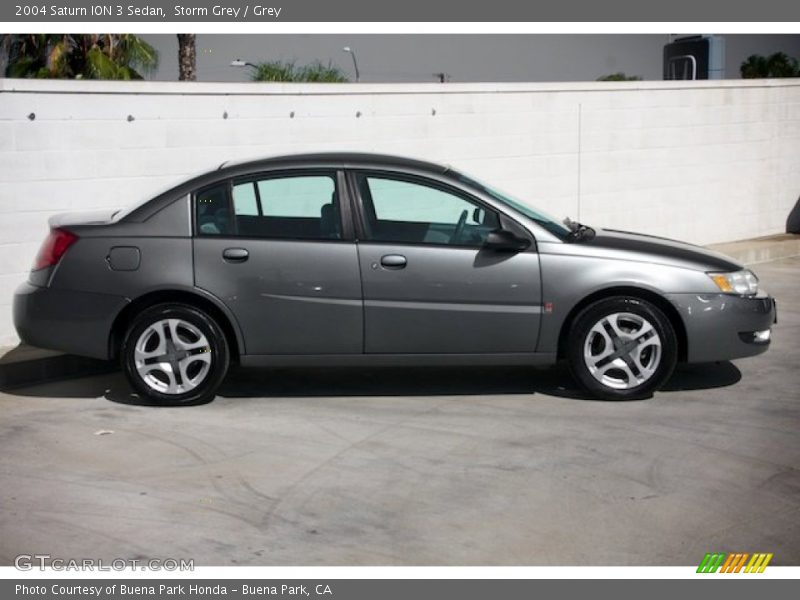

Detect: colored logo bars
[697, 552, 773, 573]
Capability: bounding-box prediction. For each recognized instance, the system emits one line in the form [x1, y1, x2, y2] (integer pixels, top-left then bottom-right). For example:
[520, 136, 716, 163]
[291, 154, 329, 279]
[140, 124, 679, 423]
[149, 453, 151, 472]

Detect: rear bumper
[13, 281, 128, 360]
[666, 291, 776, 363]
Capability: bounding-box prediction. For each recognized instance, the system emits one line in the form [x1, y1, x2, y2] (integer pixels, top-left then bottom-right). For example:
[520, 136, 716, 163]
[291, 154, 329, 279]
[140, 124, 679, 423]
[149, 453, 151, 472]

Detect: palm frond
[4, 33, 158, 80]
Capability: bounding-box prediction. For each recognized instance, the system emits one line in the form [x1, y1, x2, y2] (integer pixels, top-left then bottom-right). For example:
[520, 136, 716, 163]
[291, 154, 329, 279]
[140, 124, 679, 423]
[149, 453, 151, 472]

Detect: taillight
[33, 228, 78, 271]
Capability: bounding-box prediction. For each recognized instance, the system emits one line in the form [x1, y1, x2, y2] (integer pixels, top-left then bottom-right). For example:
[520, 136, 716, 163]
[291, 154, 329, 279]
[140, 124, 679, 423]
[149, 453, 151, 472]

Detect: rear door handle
[380, 254, 407, 269]
[222, 247, 249, 262]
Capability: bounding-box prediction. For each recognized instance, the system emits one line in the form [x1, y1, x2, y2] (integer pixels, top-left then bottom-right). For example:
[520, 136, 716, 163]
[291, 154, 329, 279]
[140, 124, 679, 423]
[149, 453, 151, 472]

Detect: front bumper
[666, 291, 776, 363]
[13, 281, 128, 360]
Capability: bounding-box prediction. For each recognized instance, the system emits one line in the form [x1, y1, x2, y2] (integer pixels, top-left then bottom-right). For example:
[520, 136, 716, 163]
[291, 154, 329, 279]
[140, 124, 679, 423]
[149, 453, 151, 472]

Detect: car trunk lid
[48, 209, 120, 229]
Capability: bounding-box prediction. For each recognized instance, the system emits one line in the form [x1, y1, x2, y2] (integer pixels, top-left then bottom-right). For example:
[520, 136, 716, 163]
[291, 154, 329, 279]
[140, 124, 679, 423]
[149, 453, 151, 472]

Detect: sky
[141, 34, 800, 83]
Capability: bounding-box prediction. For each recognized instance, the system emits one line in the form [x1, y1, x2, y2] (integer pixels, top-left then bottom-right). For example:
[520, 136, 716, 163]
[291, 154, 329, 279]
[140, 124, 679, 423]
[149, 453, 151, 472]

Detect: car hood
[573, 228, 743, 272]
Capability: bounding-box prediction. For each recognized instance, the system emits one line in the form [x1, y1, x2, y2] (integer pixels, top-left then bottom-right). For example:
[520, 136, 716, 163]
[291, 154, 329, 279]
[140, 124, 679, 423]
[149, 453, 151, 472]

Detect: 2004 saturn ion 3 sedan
[14, 153, 776, 404]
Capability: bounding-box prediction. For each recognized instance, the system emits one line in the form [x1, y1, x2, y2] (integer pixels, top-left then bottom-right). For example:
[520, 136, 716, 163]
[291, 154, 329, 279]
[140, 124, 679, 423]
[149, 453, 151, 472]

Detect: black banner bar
[3, 0, 800, 22]
[4, 579, 800, 600]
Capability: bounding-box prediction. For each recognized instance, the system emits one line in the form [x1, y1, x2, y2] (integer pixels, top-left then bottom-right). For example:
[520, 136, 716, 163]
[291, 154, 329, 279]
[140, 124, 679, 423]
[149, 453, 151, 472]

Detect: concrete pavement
[0, 257, 798, 566]
[709, 233, 800, 265]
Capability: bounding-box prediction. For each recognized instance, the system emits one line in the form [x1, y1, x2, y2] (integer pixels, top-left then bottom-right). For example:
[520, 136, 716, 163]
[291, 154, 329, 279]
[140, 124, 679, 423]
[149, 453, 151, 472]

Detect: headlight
[708, 269, 759, 295]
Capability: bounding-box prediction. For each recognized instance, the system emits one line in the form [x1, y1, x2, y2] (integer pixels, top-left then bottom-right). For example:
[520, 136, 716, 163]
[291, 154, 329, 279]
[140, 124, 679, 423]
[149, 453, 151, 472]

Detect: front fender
[536, 251, 714, 353]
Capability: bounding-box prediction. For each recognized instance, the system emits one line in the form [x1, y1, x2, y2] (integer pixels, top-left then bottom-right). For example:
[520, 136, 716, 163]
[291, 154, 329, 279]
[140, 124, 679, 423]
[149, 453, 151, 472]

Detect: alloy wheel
[133, 318, 212, 395]
[583, 312, 662, 390]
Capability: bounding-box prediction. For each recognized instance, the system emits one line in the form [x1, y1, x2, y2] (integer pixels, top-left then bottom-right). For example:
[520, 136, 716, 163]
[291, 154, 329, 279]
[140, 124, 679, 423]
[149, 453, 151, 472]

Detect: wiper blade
[569, 225, 595, 240]
[563, 217, 596, 241]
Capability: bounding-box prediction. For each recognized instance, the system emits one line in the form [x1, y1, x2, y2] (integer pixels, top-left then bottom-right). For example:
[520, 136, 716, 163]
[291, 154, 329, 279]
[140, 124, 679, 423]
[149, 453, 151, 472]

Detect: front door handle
[380, 254, 407, 269]
[222, 247, 249, 262]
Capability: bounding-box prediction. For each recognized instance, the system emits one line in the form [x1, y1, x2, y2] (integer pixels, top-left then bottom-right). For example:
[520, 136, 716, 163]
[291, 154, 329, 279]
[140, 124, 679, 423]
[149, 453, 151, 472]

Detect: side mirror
[483, 229, 531, 252]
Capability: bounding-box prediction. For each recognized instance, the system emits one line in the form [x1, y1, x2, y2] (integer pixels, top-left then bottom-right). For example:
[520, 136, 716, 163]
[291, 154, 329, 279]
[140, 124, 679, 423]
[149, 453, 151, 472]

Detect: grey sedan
[13, 153, 776, 404]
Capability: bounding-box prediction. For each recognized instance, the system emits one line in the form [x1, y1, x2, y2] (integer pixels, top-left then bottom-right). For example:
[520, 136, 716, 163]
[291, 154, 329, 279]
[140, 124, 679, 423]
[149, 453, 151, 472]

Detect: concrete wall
[1, 78, 799, 347]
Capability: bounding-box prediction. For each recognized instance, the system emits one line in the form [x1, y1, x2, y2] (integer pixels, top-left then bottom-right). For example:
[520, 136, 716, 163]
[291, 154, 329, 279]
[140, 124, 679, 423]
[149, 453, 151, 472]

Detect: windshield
[452, 171, 572, 240]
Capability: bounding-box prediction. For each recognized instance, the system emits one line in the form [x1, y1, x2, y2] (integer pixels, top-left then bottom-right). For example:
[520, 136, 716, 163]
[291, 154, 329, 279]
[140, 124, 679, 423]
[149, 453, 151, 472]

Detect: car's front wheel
[567, 296, 677, 400]
[121, 303, 230, 405]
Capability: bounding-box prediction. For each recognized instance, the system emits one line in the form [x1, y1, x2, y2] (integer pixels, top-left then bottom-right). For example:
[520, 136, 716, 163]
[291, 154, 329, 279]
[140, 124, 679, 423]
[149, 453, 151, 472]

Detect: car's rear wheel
[567, 296, 677, 400]
[121, 303, 229, 405]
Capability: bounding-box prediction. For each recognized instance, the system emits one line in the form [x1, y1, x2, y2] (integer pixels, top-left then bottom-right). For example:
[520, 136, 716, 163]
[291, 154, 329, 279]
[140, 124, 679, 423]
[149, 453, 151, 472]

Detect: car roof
[217, 152, 450, 175]
[124, 152, 451, 222]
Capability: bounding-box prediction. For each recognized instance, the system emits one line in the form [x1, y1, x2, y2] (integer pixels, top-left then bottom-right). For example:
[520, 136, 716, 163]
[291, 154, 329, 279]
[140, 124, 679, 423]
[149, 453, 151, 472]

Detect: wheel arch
[556, 286, 688, 362]
[109, 288, 244, 362]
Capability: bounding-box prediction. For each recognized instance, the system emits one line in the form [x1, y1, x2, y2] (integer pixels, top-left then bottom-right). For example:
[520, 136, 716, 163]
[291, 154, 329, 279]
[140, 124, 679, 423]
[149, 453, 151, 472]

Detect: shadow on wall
[787, 195, 800, 234]
[0, 362, 742, 405]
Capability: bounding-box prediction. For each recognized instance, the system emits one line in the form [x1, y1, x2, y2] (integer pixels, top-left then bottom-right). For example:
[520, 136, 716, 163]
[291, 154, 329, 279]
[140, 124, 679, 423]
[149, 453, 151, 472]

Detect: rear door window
[232, 174, 340, 240]
[195, 172, 342, 240]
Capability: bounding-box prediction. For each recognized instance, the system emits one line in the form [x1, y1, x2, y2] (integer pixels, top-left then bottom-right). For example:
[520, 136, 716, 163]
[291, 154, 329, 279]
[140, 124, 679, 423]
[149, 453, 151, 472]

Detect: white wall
[1, 78, 799, 347]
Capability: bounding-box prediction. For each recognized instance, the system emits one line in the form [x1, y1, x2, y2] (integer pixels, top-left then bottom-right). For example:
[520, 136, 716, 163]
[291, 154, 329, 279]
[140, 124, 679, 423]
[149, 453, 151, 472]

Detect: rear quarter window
[195, 184, 233, 236]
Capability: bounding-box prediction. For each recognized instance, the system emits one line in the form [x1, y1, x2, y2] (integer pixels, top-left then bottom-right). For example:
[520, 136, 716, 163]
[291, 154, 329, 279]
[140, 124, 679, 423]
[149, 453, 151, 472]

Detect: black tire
[121, 303, 230, 406]
[567, 296, 677, 400]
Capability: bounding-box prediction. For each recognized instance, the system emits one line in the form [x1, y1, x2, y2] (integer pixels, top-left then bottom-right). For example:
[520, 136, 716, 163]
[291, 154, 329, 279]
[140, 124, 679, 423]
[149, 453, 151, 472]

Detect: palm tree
[177, 34, 196, 81]
[3, 34, 157, 79]
[0, 35, 12, 76]
[764, 52, 800, 77]
[741, 52, 799, 78]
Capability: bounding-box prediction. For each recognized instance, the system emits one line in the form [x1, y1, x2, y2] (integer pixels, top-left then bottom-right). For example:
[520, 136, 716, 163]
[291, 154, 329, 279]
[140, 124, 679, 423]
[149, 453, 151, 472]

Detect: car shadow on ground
[2, 361, 742, 405]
